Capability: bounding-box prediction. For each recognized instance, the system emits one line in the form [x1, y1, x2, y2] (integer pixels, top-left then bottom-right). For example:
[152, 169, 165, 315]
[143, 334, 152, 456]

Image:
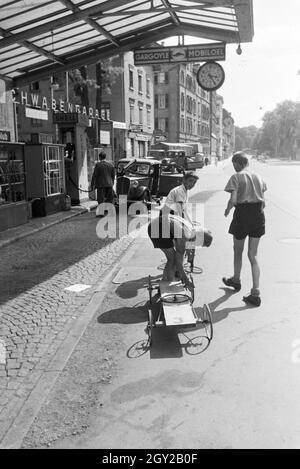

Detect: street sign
[134, 43, 226, 65]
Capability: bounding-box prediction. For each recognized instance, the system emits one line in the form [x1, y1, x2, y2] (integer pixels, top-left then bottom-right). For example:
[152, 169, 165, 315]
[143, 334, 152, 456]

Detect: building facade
[101, 51, 154, 160]
[152, 62, 216, 156]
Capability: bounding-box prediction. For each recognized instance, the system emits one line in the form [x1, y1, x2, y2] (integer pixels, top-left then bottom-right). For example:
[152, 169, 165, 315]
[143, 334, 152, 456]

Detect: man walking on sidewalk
[223, 151, 267, 307]
[91, 151, 115, 206]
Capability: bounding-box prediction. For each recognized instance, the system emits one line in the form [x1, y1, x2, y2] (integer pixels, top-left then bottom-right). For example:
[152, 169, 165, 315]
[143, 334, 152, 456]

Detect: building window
[155, 72, 168, 84]
[146, 105, 151, 127]
[30, 81, 39, 91]
[157, 118, 168, 132]
[198, 101, 201, 117]
[139, 105, 143, 125]
[138, 72, 143, 94]
[193, 99, 196, 115]
[131, 138, 135, 157]
[157, 94, 168, 109]
[146, 77, 151, 97]
[186, 96, 192, 114]
[31, 119, 43, 127]
[180, 117, 185, 133]
[181, 92, 185, 111]
[129, 67, 134, 89]
[180, 70, 185, 85]
[129, 99, 135, 124]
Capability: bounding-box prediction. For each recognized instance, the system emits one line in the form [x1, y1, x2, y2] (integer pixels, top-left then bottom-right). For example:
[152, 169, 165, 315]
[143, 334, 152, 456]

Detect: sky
[162, 0, 300, 128]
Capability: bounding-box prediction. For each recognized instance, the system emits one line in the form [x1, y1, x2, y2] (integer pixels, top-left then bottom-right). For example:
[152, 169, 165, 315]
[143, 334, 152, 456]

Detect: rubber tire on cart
[147, 308, 153, 346]
[202, 303, 213, 341]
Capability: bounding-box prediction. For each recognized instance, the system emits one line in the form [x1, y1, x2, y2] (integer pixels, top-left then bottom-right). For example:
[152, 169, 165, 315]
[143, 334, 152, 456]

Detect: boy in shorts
[148, 213, 213, 291]
[223, 152, 267, 306]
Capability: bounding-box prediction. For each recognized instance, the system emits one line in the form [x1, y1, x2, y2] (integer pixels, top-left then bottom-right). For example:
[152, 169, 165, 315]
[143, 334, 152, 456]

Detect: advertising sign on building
[134, 43, 226, 65]
[100, 130, 110, 145]
[25, 107, 48, 120]
[113, 121, 127, 130]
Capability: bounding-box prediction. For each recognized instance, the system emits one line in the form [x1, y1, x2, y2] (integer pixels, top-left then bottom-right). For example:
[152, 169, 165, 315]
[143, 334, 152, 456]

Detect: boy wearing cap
[223, 151, 267, 306]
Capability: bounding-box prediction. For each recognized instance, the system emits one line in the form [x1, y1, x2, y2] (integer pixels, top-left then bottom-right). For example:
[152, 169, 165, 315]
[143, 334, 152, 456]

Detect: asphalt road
[19, 158, 300, 449]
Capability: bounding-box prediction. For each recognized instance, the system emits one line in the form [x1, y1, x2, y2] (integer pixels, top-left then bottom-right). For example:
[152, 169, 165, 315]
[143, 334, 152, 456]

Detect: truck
[148, 142, 204, 169]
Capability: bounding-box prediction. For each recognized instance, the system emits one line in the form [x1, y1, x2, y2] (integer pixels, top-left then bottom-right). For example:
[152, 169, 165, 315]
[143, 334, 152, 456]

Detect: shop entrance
[54, 113, 90, 205]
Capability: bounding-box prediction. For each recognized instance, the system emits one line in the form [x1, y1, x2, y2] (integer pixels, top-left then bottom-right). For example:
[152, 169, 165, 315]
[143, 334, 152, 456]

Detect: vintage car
[115, 158, 183, 208]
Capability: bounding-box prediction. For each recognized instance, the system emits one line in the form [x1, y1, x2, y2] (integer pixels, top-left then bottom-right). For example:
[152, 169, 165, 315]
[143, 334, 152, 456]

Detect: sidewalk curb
[0, 204, 97, 249]
[0, 233, 140, 449]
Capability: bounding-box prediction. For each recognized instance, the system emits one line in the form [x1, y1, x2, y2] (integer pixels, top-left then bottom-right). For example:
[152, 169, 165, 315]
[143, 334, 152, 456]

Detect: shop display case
[0, 141, 28, 232]
[0, 142, 26, 204]
[24, 143, 65, 216]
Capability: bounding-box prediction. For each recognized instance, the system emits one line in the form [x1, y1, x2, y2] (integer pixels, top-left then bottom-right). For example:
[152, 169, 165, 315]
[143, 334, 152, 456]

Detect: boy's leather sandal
[243, 294, 261, 307]
[222, 277, 241, 291]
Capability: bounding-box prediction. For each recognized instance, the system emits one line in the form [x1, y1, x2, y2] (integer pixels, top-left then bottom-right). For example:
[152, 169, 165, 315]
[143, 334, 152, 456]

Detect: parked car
[115, 158, 183, 209]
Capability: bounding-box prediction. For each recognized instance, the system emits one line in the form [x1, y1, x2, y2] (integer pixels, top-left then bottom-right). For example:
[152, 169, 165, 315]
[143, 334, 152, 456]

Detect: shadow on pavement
[97, 305, 148, 324]
[0, 212, 138, 307]
[115, 275, 161, 299]
[205, 287, 249, 324]
[189, 189, 221, 204]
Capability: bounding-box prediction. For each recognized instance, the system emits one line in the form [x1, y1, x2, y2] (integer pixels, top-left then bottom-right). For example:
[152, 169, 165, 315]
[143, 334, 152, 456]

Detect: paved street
[0, 210, 135, 443]
[3, 158, 298, 449]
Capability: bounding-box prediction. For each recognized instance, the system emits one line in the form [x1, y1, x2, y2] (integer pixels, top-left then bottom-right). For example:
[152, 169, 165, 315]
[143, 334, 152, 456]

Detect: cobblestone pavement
[0, 211, 134, 442]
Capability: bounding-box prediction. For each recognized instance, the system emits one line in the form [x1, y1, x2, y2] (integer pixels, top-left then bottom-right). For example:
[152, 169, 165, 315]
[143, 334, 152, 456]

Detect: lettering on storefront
[12, 90, 110, 120]
[134, 43, 226, 65]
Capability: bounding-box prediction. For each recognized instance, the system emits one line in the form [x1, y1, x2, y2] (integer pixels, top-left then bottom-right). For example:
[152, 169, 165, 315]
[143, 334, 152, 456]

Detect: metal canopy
[0, 0, 254, 86]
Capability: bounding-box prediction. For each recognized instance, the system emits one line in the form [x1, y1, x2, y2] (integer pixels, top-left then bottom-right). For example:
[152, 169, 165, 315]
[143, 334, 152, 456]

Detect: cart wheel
[148, 275, 153, 303]
[190, 275, 195, 304]
[147, 308, 153, 346]
[203, 303, 213, 341]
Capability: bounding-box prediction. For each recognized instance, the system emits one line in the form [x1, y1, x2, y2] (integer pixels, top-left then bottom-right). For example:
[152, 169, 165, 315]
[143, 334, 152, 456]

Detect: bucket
[63, 194, 71, 211]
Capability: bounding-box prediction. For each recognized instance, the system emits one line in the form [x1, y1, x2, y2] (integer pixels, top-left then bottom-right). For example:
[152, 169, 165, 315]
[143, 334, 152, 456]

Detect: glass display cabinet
[0, 142, 26, 204]
[0, 141, 28, 232]
[24, 143, 65, 216]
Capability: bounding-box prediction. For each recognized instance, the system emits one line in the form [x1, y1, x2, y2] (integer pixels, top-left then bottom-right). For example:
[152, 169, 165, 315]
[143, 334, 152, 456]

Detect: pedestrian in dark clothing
[91, 152, 115, 205]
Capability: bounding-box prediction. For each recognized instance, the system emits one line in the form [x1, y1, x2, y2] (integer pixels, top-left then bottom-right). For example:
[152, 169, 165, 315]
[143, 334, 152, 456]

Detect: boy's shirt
[164, 184, 188, 218]
[225, 170, 267, 204]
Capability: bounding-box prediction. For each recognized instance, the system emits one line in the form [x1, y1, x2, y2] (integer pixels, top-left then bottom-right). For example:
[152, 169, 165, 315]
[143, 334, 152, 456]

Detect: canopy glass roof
[0, 0, 254, 86]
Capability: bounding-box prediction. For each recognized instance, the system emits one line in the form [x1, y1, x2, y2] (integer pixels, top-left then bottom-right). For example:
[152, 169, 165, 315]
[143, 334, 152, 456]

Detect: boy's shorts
[147, 217, 174, 249]
[229, 202, 265, 240]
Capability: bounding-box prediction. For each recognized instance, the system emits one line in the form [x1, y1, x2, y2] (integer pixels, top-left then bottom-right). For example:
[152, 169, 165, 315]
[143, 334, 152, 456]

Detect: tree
[67, 57, 123, 110]
[234, 125, 259, 152]
[258, 100, 300, 158]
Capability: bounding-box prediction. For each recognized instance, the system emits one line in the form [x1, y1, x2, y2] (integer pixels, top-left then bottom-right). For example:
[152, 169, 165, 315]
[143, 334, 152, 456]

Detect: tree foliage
[257, 100, 300, 157]
[67, 57, 123, 108]
[235, 100, 300, 158]
[235, 125, 259, 152]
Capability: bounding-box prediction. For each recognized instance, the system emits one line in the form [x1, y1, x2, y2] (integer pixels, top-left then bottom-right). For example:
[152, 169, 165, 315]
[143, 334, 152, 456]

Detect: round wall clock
[196, 61, 225, 91]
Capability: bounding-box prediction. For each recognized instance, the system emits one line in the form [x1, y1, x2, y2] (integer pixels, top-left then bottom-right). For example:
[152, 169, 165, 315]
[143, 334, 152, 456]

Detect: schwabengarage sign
[12, 89, 107, 119]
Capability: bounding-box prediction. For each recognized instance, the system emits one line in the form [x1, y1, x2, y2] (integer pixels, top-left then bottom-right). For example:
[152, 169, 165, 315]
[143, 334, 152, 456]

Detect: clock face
[196, 61, 225, 91]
